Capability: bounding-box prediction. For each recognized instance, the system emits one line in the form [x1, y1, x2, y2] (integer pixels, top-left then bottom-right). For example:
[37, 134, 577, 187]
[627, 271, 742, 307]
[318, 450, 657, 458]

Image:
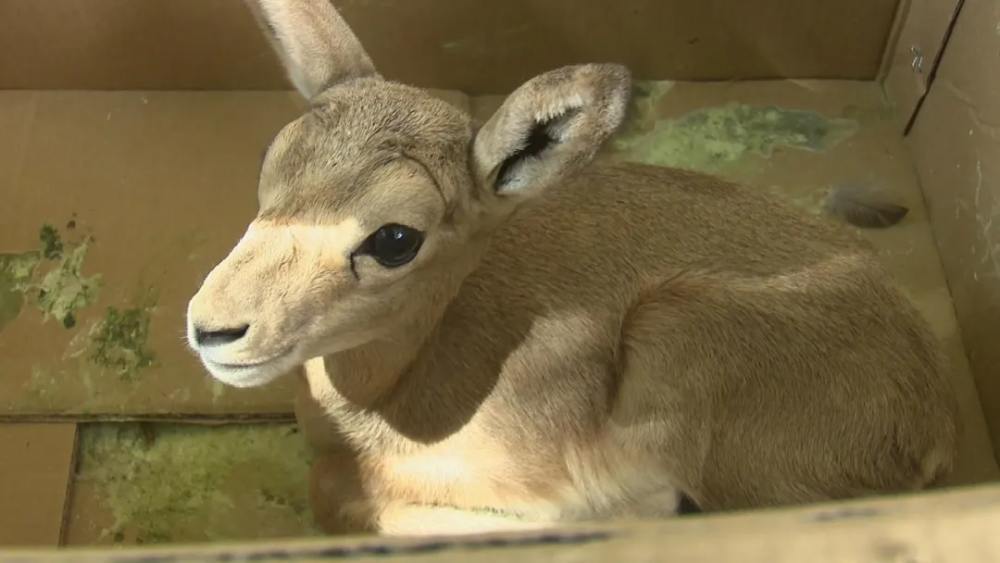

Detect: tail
[823, 182, 909, 229]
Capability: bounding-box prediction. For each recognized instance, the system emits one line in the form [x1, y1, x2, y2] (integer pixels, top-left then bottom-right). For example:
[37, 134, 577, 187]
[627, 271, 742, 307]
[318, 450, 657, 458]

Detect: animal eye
[361, 223, 424, 268]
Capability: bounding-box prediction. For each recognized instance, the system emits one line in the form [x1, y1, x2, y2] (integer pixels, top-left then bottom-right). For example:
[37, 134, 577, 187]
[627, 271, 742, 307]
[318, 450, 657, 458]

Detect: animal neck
[321, 256, 481, 409]
[320, 236, 491, 410]
[322, 313, 442, 409]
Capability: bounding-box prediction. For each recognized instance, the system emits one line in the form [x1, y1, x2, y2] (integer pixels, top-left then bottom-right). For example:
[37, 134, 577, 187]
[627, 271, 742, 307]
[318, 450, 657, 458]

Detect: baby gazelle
[186, 0, 961, 537]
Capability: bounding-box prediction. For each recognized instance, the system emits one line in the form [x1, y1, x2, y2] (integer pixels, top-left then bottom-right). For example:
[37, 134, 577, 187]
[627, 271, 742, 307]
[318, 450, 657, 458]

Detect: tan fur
[185, 0, 963, 537]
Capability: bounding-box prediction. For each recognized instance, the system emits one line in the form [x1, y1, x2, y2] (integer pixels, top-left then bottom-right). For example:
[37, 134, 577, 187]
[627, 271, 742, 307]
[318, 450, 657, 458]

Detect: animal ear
[471, 64, 631, 202]
[245, 0, 380, 99]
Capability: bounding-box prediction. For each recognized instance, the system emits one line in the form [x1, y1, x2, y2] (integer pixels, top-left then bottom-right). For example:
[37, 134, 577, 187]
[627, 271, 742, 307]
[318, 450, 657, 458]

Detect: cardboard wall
[1, 0, 1000, 557]
[0, 0, 900, 94]
[883, 0, 965, 130]
[0, 89, 458, 421]
[907, 0, 1000, 454]
[12, 482, 1000, 561]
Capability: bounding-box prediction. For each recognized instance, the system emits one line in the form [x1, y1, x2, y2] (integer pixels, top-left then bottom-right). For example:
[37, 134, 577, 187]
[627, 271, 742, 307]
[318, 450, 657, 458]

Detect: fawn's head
[186, 0, 632, 388]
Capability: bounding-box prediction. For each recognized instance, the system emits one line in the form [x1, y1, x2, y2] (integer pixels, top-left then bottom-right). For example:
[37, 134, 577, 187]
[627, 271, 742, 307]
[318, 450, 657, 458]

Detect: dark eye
[360, 223, 424, 268]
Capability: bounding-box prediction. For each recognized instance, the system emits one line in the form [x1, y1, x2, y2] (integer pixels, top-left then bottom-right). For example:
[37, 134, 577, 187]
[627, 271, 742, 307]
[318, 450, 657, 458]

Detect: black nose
[194, 324, 250, 347]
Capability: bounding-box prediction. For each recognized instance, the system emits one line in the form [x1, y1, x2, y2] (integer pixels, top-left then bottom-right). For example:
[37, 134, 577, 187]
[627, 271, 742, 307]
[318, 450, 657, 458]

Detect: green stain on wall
[39, 224, 64, 260]
[0, 223, 103, 332]
[0, 251, 40, 330]
[35, 239, 101, 329]
[26, 223, 102, 329]
[90, 304, 156, 382]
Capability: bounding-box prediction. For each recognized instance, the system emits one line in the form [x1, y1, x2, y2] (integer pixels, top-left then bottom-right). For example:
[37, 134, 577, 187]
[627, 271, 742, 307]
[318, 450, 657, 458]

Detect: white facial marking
[186, 218, 363, 389]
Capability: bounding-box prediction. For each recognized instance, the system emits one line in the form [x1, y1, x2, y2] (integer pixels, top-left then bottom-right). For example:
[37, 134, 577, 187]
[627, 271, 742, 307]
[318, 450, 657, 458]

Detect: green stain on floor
[611, 81, 859, 176]
[76, 423, 322, 544]
[618, 80, 676, 139]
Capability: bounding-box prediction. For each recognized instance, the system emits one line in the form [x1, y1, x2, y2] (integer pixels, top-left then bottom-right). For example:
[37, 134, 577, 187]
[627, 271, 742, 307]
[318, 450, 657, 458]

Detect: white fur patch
[247, 218, 364, 262]
[186, 218, 364, 389]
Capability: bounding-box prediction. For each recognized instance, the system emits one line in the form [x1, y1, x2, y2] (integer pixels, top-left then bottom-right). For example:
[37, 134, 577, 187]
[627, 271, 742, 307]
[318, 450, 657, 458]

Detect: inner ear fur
[472, 64, 632, 198]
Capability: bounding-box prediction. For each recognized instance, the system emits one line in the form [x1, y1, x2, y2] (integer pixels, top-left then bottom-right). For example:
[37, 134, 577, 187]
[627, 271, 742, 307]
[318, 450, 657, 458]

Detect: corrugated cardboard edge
[880, 0, 967, 132]
[0, 0, 898, 92]
[906, 0, 1000, 462]
[4, 483, 1000, 562]
[1, 414, 295, 424]
[58, 427, 81, 547]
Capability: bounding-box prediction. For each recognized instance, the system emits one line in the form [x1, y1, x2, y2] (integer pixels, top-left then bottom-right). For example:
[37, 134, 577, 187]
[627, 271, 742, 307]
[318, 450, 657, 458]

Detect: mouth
[199, 348, 296, 389]
[209, 356, 280, 370]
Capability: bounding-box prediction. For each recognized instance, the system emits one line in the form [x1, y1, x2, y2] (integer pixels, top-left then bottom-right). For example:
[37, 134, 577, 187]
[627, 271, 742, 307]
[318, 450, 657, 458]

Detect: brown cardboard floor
[0, 424, 77, 546]
[1, 79, 997, 546]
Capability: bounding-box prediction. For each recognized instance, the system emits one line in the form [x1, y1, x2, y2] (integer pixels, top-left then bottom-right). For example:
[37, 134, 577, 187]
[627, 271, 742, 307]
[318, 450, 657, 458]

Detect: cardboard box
[1, 0, 999, 557]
